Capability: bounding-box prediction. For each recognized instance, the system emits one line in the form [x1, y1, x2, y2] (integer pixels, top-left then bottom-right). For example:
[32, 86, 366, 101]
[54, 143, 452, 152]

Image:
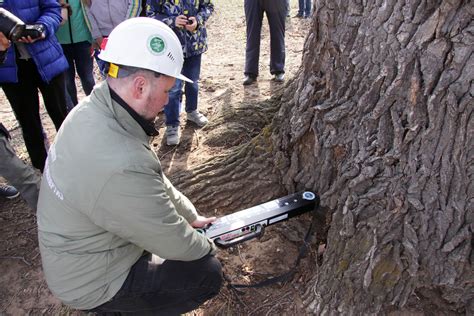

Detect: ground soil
[0, 1, 318, 314]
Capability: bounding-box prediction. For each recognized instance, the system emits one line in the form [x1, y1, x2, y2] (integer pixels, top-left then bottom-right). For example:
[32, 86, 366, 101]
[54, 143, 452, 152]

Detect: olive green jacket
[37, 81, 214, 310]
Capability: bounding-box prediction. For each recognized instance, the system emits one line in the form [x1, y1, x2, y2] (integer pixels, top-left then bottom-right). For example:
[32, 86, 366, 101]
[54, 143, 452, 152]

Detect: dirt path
[0, 1, 312, 314]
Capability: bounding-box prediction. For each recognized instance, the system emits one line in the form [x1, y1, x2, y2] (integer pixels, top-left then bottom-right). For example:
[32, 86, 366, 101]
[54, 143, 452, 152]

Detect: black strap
[224, 206, 320, 291]
[0, 50, 7, 64]
[0, 123, 11, 139]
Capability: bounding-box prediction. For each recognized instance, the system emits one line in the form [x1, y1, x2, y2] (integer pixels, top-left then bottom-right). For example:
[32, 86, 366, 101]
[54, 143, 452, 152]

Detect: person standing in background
[83, 0, 141, 75]
[0, 0, 69, 172]
[147, 0, 214, 146]
[0, 122, 40, 211]
[296, 0, 312, 18]
[57, 0, 95, 111]
[0, 32, 40, 209]
[243, 0, 286, 86]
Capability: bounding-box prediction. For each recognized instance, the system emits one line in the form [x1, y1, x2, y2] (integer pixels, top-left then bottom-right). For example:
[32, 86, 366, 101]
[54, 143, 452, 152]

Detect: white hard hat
[99, 17, 192, 82]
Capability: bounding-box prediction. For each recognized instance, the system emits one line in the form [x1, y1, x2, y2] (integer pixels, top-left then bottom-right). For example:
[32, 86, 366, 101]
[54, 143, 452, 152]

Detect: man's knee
[198, 255, 223, 295]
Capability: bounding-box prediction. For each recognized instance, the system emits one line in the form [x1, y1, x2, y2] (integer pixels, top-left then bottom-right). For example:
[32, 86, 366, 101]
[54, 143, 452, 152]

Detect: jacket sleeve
[83, 3, 101, 39]
[196, 0, 213, 26]
[125, 0, 142, 19]
[162, 174, 198, 224]
[91, 164, 214, 261]
[146, 0, 176, 29]
[80, 1, 94, 37]
[36, 0, 63, 37]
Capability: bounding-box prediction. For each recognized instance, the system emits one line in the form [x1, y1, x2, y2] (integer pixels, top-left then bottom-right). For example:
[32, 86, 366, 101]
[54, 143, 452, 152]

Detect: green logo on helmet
[148, 36, 166, 55]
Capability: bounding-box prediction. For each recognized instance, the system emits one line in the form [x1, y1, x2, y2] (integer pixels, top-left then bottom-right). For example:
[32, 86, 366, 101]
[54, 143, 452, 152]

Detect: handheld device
[0, 8, 25, 41]
[198, 191, 319, 248]
[20, 24, 45, 40]
[0, 8, 44, 42]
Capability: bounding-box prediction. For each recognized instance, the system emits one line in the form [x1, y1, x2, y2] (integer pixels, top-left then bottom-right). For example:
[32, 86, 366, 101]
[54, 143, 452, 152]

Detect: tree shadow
[269, 79, 285, 96]
[243, 82, 261, 102]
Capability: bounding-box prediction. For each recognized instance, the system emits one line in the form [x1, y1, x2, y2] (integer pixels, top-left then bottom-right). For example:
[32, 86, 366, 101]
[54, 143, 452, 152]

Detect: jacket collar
[92, 81, 159, 142]
[108, 87, 159, 137]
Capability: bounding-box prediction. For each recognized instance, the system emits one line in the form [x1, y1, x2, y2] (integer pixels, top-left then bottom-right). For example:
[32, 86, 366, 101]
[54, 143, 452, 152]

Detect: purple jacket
[0, 0, 69, 84]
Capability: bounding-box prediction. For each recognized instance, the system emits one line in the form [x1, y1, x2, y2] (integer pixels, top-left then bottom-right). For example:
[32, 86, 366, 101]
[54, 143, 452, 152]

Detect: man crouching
[37, 17, 222, 315]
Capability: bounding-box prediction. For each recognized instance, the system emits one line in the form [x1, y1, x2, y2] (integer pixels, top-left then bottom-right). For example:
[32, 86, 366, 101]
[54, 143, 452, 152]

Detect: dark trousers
[94, 48, 107, 78]
[2, 58, 67, 171]
[164, 54, 202, 127]
[298, 0, 312, 16]
[244, 0, 286, 77]
[61, 41, 95, 111]
[89, 253, 223, 315]
[0, 133, 40, 211]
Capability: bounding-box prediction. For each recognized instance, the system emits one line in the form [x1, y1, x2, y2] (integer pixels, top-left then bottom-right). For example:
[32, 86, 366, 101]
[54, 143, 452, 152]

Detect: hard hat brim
[176, 73, 193, 83]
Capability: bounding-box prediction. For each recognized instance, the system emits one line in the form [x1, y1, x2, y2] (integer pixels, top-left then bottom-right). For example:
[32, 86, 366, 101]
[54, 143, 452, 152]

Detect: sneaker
[273, 73, 285, 82]
[0, 184, 20, 199]
[166, 126, 180, 146]
[243, 75, 257, 86]
[187, 110, 208, 127]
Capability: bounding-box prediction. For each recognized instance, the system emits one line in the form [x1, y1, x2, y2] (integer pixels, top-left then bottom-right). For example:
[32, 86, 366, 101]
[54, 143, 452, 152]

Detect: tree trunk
[176, 0, 473, 314]
[279, 0, 473, 314]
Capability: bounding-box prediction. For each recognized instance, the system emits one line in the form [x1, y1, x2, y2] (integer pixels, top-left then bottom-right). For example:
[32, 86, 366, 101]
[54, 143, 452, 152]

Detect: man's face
[143, 75, 176, 120]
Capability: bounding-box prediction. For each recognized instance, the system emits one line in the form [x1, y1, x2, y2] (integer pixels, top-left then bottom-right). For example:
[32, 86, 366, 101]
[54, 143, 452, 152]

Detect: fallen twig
[0, 255, 31, 266]
[158, 146, 177, 160]
[192, 129, 200, 151]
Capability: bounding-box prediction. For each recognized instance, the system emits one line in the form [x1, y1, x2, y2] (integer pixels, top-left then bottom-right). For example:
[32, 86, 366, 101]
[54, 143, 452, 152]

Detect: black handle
[214, 225, 265, 248]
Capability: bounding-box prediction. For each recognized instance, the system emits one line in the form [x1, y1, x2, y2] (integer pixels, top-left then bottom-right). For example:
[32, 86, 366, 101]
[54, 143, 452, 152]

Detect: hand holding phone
[20, 24, 45, 41]
[16, 24, 45, 43]
[175, 15, 188, 28]
[185, 16, 197, 32]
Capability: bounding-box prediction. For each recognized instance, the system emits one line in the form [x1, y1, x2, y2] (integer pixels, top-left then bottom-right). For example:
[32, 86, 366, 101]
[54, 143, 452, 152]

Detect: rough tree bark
[175, 0, 473, 314]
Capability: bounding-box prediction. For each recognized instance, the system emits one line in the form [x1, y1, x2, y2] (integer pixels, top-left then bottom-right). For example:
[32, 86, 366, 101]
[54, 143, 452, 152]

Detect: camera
[186, 18, 193, 25]
[0, 8, 45, 41]
[0, 8, 25, 41]
[21, 24, 45, 40]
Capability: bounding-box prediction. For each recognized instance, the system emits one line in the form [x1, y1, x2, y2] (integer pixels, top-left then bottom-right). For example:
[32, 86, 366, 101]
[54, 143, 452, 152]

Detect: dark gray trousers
[0, 134, 40, 211]
[88, 253, 222, 315]
[244, 0, 286, 77]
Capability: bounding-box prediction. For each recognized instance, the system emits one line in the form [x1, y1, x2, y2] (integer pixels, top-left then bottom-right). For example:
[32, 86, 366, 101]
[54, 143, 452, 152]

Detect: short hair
[106, 63, 162, 79]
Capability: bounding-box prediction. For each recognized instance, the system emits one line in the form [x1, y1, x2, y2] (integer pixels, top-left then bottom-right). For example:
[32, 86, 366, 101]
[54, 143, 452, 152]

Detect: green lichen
[261, 126, 273, 139]
[371, 258, 401, 288]
[337, 259, 350, 274]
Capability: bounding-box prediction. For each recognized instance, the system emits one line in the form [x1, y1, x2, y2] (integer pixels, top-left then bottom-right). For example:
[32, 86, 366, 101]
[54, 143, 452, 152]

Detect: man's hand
[17, 34, 45, 44]
[184, 16, 198, 32]
[91, 36, 103, 50]
[191, 215, 216, 228]
[0, 32, 11, 51]
[175, 15, 189, 28]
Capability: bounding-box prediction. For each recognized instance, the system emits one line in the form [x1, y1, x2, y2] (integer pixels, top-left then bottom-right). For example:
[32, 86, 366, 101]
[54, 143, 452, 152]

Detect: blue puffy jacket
[0, 0, 69, 84]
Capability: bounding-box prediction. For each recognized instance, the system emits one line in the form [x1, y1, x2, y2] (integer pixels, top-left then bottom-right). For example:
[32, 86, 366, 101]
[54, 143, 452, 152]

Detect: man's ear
[131, 75, 148, 100]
